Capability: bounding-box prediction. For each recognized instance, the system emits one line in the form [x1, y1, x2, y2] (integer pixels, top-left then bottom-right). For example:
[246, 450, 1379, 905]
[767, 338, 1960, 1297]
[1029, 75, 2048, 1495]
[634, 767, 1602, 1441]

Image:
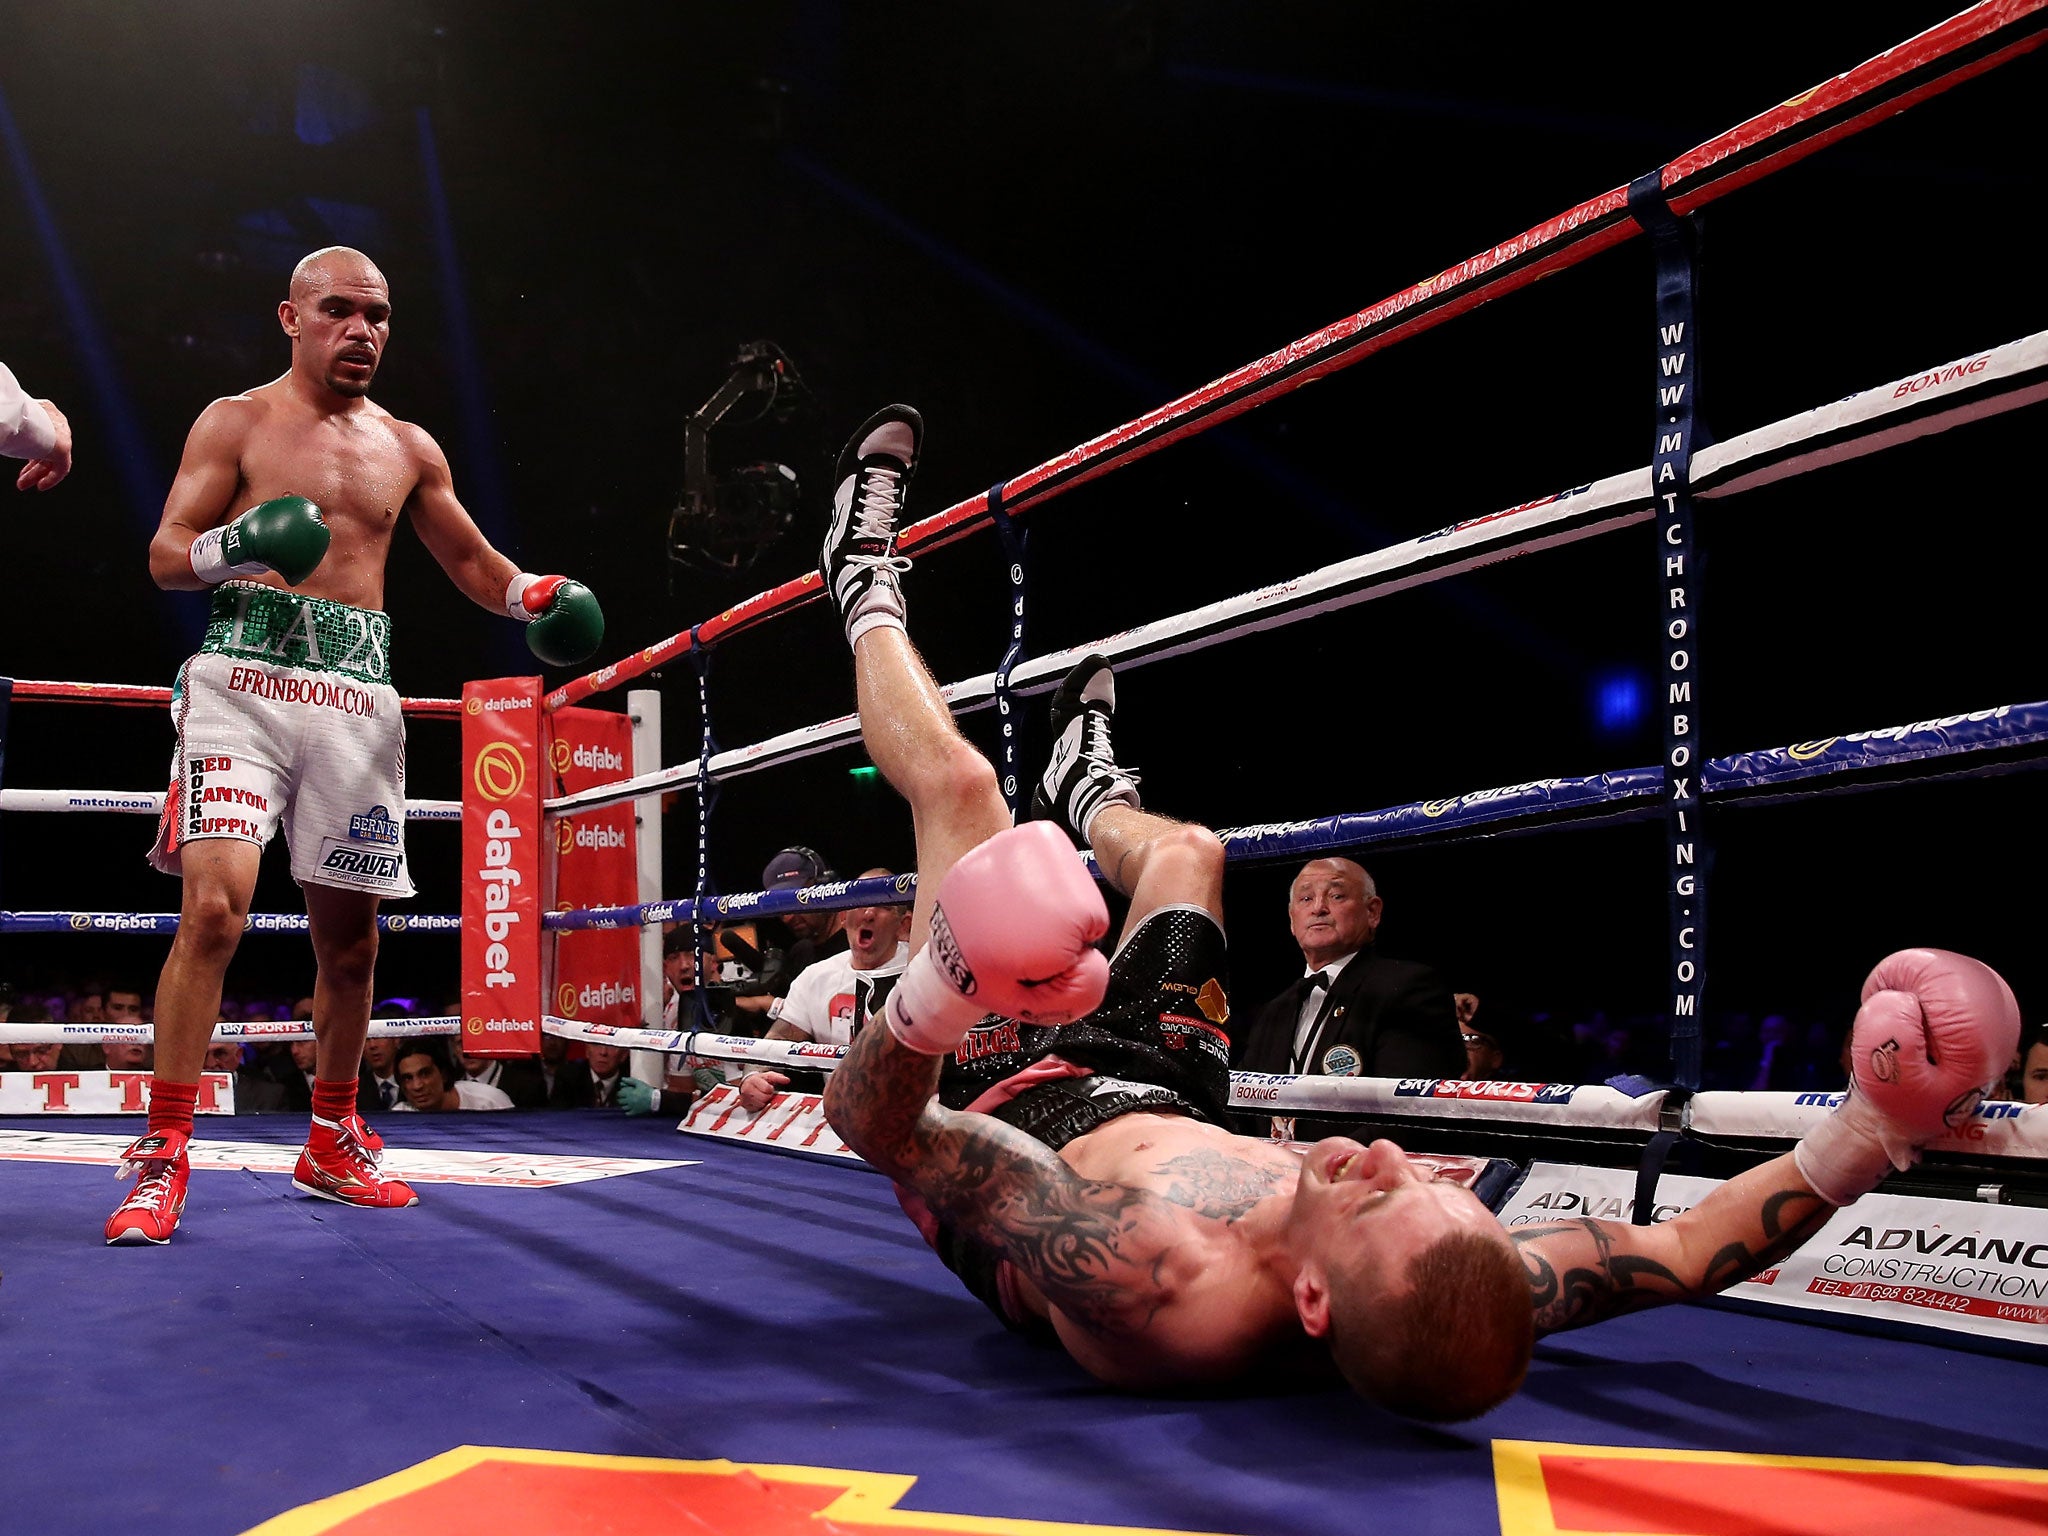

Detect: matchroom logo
[473, 741, 527, 803]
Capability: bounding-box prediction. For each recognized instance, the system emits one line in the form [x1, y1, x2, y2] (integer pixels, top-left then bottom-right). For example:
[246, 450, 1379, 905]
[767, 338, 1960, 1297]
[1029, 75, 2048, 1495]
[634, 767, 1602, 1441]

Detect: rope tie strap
[1629, 169, 1709, 1094]
[987, 481, 1031, 818]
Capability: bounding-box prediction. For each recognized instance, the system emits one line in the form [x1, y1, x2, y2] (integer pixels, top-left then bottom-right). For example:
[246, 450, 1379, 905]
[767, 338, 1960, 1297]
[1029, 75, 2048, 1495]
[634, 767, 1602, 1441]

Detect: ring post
[1629, 169, 1709, 1096]
[629, 686, 664, 1042]
[688, 626, 718, 1028]
[988, 481, 1030, 819]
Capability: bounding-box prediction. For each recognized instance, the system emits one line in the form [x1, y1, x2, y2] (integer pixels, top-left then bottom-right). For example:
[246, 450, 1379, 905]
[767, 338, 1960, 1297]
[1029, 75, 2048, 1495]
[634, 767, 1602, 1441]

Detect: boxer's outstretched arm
[1514, 948, 2020, 1335]
[1508, 1151, 1832, 1336]
[826, 1025, 1189, 1337]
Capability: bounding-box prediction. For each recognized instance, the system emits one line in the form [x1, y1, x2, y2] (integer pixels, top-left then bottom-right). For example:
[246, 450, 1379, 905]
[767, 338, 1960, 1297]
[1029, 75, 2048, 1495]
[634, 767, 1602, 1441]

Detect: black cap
[762, 845, 832, 891]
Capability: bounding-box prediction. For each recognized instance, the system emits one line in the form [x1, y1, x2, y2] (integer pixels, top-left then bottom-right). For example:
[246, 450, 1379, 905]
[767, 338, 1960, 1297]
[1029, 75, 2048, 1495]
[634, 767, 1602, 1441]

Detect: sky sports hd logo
[1394, 1079, 1576, 1104]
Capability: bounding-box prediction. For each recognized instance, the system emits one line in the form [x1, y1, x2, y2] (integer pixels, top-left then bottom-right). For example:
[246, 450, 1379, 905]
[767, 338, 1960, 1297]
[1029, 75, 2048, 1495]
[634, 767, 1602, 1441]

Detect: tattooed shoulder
[1150, 1148, 1290, 1222]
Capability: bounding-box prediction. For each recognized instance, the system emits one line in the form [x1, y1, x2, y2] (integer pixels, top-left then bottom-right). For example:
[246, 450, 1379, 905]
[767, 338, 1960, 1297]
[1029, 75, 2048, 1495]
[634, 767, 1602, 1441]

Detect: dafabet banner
[548, 706, 639, 1028]
[461, 677, 543, 1055]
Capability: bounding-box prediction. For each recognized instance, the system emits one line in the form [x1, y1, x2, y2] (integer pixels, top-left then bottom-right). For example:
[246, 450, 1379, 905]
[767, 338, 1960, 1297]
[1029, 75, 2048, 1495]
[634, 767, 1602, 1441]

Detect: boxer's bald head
[1290, 1136, 1530, 1419]
[280, 247, 390, 398]
[289, 246, 386, 303]
[1322, 1228, 1532, 1422]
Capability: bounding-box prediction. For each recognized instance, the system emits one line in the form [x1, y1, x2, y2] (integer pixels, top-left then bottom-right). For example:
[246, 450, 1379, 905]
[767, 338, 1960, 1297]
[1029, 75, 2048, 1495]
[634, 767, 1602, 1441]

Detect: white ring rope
[9, 1015, 2039, 1161]
[546, 329, 2048, 820]
[0, 789, 463, 820]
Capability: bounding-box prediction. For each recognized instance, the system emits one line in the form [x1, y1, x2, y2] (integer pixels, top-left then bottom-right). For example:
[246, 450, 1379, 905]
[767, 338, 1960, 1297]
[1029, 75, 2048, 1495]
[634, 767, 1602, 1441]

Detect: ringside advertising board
[461, 677, 543, 1055]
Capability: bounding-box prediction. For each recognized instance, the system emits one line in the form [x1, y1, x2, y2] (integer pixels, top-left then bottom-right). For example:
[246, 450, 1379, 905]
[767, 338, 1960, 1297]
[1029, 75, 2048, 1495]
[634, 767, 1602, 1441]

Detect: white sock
[845, 571, 906, 647]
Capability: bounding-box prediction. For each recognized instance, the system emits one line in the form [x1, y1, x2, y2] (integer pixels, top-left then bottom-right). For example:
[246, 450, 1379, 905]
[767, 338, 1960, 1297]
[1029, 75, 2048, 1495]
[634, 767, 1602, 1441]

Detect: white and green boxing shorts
[149, 581, 415, 899]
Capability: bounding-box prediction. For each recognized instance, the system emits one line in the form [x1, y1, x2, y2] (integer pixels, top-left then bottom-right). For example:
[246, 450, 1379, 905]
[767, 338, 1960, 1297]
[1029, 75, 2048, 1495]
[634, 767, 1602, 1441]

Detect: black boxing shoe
[1032, 653, 1140, 847]
[822, 404, 923, 646]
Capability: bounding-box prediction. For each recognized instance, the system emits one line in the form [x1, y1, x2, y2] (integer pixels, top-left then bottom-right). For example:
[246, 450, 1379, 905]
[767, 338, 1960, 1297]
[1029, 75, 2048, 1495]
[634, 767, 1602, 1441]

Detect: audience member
[101, 1035, 154, 1073]
[456, 1045, 546, 1108]
[1230, 857, 1464, 1079]
[204, 1039, 289, 1112]
[73, 981, 108, 1025]
[1748, 1014, 1810, 1091]
[395, 1042, 512, 1111]
[9, 1001, 65, 1074]
[2013, 1021, 2048, 1104]
[358, 1035, 405, 1114]
[584, 1042, 631, 1107]
[275, 1039, 319, 1112]
[748, 846, 848, 1006]
[660, 929, 699, 1029]
[539, 1033, 594, 1107]
[1460, 996, 1508, 1082]
[739, 872, 911, 1110]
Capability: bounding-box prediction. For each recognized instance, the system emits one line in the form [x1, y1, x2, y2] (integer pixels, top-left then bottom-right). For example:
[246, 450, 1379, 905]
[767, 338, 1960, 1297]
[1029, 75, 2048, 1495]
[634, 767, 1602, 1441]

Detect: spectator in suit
[277, 1038, 319, 1112]
[1230, 857, 1464, 1080]
[540, 1033, 594, 1106]
[583, 1042, 631, 1107]
[205, 1039, 288, 1112]
[456, 1046, 547, 1108]
[358, 1034, 404, 1114]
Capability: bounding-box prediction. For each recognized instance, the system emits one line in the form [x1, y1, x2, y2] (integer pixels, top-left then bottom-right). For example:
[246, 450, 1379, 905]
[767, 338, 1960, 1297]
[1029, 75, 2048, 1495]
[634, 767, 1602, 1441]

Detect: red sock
[311, 1078, 358, 1133]
[147, 1078, 200, 1138]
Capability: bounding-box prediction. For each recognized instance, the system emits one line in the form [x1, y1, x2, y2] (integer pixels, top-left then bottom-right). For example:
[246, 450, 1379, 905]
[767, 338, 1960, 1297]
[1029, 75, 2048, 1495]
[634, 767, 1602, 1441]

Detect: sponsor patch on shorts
[349, 804, 402, 845]
[315, 836, 408, 889]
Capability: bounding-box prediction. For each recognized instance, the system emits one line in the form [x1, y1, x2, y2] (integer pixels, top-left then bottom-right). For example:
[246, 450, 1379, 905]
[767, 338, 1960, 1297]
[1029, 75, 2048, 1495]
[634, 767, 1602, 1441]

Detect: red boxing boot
[105, 1127, 193, 1245]
[292, 1112, 418, 1208]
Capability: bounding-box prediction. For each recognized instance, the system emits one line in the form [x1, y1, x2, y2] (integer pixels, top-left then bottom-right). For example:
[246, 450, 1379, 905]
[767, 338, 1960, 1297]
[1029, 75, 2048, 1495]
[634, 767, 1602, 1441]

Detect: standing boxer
[108, 246, 604, 1244]
[815, 403, 2021, 1418]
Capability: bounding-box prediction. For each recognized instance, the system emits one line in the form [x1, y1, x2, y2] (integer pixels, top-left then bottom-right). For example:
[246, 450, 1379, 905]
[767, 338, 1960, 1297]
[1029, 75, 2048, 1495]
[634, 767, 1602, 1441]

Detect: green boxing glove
[506, 573, 604, 667]
[617, 1077, 657, 1117]
[189, 495, 330, 586]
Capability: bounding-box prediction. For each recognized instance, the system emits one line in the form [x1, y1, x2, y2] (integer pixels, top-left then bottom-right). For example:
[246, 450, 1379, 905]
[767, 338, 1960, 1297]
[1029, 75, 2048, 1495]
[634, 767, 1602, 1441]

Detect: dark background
[2, 2, 2042, 1070]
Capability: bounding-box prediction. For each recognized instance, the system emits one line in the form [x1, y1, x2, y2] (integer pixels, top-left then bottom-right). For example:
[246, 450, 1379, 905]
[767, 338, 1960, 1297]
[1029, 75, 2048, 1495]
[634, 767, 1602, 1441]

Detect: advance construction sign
[1498, 1162, 2048, 1348]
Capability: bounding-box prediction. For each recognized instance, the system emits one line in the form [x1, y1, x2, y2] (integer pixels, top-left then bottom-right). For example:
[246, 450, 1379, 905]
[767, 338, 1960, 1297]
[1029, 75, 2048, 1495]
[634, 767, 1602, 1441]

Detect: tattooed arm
[1510, 1151, 1835, 1336]
[823, 1022, 1192, 1336]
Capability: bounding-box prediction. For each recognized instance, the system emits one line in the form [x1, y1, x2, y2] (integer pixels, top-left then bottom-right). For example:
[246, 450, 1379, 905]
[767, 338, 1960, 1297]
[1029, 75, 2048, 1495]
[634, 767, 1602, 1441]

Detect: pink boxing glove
[886, 821, 1111, 1055]
[1794, 948, 2021, 1205]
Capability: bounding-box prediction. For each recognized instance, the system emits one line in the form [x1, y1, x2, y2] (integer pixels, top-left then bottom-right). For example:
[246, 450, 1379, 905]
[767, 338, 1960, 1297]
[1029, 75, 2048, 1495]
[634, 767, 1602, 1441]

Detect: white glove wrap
[884, 929, 994, 1056]
[504, 573, 541, 620]
[188, 525, 270, 586]
[1792, 1090, 1917, 1207]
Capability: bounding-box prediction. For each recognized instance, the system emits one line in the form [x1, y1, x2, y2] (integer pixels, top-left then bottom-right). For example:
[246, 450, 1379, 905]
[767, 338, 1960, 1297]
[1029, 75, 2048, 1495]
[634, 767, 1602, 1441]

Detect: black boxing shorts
[918, 904, 1233, 1335]
[935, 903, 1233, 1124]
